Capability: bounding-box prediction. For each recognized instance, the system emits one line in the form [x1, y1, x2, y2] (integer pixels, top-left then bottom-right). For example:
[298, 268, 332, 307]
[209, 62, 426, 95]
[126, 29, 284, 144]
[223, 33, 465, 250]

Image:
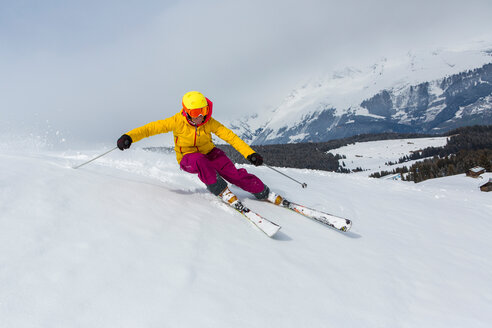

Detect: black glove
[247, 153, 263, 166]
[117, 134, 132, 150]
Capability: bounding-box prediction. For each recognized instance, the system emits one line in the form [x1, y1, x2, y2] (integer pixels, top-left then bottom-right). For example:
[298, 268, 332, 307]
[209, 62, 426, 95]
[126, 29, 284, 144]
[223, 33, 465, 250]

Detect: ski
[266, 193, 352, 232]
[235, 203, 281, 237]
[219, 188, 281, 237]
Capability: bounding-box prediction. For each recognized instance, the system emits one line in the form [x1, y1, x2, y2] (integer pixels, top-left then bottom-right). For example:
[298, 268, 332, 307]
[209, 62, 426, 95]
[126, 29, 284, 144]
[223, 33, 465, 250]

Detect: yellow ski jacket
[125, 101, 255, 164]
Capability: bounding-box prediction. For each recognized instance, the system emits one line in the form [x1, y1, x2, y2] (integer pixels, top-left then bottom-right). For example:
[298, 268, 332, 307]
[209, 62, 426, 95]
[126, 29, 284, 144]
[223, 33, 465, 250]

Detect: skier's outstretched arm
[117, 115, 177, 150]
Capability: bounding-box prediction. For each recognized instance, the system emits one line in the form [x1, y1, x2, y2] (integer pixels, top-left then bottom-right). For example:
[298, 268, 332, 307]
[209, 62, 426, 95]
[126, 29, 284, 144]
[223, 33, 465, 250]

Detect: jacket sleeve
[126, 116, 176, 143]
[210, 118, 255, 159]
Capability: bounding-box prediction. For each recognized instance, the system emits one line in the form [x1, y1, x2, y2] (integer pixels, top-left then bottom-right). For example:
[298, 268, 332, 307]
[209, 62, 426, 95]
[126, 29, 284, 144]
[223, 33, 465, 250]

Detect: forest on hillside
[146, 132, 436, 171]
[369, 125, 492, 182]
[217, 132, 436, 172]
[145, 126, 492, 181]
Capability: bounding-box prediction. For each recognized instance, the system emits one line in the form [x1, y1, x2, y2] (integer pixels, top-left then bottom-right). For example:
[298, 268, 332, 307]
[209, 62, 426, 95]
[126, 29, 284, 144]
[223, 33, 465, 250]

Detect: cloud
[1, 0, 492, 146]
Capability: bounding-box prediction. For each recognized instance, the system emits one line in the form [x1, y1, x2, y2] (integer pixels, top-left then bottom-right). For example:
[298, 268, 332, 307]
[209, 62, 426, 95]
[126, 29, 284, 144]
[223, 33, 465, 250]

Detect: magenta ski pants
[180, 148, 265, 194]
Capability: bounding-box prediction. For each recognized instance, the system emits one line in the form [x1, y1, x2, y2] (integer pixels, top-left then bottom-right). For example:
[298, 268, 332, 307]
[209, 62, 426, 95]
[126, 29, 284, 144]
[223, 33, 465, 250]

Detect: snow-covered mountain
[229, 43, 492, 144]
[2, 143, 491, 327]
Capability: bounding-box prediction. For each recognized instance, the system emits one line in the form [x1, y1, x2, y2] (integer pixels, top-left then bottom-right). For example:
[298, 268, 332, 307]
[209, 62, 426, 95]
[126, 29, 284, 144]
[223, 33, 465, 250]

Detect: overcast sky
[1, 0, 492, 147]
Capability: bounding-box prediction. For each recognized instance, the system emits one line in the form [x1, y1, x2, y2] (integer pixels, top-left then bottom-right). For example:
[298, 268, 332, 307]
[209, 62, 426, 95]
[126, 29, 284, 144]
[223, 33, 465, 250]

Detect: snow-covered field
[1, 143, 491, 327]
[328, 136, 450, 175]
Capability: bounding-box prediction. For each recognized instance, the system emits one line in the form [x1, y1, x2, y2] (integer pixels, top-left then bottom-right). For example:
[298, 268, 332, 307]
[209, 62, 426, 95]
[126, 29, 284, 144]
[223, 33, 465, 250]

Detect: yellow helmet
[182, 91, 207, 110]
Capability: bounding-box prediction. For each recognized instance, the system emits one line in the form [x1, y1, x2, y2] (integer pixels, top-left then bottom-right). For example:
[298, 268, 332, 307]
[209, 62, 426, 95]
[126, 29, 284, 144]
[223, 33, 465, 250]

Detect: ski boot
[219, 187, 246, 211]
[266, 190, 291, 208]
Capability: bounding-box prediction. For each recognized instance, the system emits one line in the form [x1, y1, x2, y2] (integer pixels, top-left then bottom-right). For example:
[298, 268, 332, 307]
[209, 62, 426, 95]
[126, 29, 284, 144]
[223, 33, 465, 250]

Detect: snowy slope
[328, 136, 449, 175]
[1, 146, 492, 327]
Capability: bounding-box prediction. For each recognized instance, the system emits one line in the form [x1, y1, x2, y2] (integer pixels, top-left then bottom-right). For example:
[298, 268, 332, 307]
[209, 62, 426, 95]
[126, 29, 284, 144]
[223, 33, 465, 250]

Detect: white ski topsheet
[242, 209, 281, 237]
[220, 196, 281, 237]
[289, 203, 352, 231]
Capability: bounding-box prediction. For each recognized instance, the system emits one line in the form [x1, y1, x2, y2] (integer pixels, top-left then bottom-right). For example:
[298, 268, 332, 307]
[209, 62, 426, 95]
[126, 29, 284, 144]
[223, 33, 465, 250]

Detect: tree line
[145, 125, 492, 181]
[217, 132, 437, 172]
[369, 125, 492, 182]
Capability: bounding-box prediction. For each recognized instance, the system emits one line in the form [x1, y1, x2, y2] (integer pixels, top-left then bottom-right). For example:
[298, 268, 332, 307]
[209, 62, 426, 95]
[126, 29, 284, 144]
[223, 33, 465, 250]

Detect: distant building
[480, 178, 492, 192]
[383, 173, 402, 181]
[466, 166, 485, 178]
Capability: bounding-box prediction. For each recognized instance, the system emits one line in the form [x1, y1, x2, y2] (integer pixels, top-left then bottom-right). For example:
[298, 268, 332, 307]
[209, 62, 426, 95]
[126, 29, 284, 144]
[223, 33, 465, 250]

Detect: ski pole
[264, 164, 307, 188]
[72, 146, 118, 169]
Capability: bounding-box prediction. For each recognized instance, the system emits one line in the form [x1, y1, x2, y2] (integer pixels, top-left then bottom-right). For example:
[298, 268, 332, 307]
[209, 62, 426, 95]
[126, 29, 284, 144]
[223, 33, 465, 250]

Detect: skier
[116, 91, 280, 208]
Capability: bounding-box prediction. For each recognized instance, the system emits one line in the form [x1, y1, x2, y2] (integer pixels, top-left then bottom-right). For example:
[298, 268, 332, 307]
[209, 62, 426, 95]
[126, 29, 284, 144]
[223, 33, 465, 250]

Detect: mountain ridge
[228, 45, 492, 145]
